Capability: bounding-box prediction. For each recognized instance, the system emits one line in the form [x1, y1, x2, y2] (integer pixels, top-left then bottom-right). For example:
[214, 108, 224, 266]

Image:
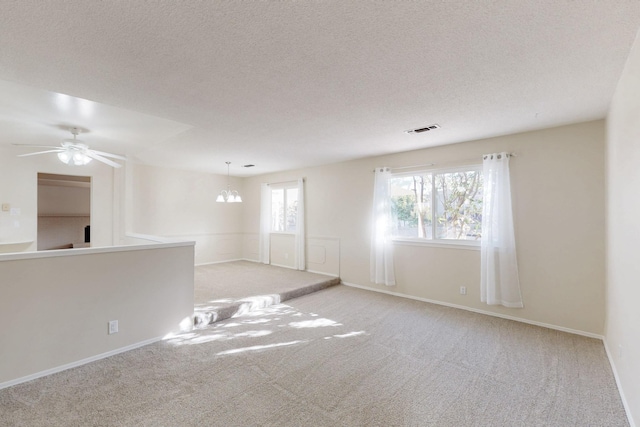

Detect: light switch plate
[1, 203, 9, 212]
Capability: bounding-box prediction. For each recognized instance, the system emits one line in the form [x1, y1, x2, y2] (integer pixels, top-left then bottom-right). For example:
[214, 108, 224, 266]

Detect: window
[389, 167, 483, 243]
[271, 184, 298, 232]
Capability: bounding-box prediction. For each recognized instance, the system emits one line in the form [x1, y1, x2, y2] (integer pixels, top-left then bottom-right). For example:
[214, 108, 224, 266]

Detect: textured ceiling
[1, 1, 639, 176]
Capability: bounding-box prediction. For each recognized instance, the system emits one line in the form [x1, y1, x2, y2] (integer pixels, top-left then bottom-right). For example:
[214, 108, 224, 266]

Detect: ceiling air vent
[405, 124, 440, 134]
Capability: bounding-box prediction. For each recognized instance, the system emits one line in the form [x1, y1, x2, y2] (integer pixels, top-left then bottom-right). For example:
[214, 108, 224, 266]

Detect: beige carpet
[193, 261, 340, 326]
[0, 285, 628, 426]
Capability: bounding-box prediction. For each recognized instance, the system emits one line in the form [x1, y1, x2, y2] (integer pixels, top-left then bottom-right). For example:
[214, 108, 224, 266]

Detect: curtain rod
[372, 153, 517, 172]
[445, 152, 517, 165]
[392, 163, 435, 170]
[266, 178, 305, 186]
[372, 164, 433, 173]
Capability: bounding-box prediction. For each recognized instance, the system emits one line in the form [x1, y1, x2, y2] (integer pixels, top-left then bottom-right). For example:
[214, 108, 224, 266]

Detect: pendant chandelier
[216, 161, 242, 203]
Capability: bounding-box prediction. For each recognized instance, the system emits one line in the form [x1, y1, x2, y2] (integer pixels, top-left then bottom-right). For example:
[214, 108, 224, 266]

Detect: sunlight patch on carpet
[288, 318, 341, 328]
[216, 340, 307, 356]
[332, 331, 367, 338]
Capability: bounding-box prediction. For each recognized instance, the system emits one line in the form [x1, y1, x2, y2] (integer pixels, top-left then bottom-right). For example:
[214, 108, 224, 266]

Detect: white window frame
[390, 164, 483, 250]
[270, 181, 298, 234]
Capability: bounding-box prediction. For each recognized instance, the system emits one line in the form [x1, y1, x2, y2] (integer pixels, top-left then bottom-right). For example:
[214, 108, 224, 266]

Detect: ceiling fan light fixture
[16, 127, 124, 168]
[57, 151, 72, 164]
[73, 151, 92, 165]
[56, 139, 92, 166]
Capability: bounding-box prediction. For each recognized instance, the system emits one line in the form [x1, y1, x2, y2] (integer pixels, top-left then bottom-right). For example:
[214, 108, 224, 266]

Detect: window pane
[271, 188, 284, 231]
[389, 174, 433, 239]
[286, 188, 298, 232]
[434, 171, 483, 240]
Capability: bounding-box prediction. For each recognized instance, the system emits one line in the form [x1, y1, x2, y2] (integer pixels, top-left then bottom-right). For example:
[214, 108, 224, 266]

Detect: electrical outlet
[618, 344, 623, 358]
[285, 253, 289, 260]
[459, 286, 467, 295]
[108, 320, 119, 335]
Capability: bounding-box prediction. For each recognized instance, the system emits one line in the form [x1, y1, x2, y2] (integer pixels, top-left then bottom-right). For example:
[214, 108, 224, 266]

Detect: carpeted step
[192, 277, 340, 328]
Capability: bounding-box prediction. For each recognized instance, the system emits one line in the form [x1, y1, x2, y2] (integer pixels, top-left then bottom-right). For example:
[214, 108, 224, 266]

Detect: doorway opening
[37, 173, 91, 251]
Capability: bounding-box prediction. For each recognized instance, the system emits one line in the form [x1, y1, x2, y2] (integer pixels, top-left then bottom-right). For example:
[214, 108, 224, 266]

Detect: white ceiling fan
[15, 127, 126, 168]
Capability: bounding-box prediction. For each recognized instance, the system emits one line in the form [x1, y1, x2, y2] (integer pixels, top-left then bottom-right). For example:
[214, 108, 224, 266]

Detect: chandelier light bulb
[216, 161, 242, 203]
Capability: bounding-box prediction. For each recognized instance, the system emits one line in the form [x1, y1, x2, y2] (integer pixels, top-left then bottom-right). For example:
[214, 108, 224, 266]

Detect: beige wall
[0, 243, 195, 387]
[130, 163, 245, 265]
[37, 182, 91, 250]
[38, 183, 90, 216]
[37, 216, 90, 250]
[307, 236, 340, 277]
[270, 233, 296, 268]
[242, 232, 260, 261]
[606, 29, 640, 426]
[0, 146, 114, 252]
[244, 120, 606, 335]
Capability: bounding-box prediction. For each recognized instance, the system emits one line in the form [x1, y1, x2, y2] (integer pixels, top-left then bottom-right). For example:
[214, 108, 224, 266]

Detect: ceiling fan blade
[12, 144, 60, 149]
[17, 149, 63, 157]
[85, 151, 123, 168]
[89, 149, 127, 160]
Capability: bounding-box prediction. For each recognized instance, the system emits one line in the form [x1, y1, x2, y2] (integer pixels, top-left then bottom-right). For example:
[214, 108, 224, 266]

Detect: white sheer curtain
[481, 152, 523, 307]
[294, 178, 305, 270]
[258, 183, 271, 264]
[370, 167, 396, 286]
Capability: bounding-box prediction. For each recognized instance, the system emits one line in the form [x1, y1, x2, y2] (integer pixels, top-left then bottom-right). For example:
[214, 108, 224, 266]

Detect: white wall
[244, 120, 606, 336]
[0, 243, 195, 387]
[130, 163, 245, 265]
[0, 146, 114, 252]
[606, 29, 640, 426]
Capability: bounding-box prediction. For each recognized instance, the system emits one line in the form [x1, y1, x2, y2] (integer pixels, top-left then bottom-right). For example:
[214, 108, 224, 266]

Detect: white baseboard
[270, 262, 298, 270]
[0, 336, 163, 391]
[195, 258, 260, 267]
[341, 281, 604, 340]
[195, 258, 244, 266]
[306, 269, 339, 277]
[603, 340, 636, 427]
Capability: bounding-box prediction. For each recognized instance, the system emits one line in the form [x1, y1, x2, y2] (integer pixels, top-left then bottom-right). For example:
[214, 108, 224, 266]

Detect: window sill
[392, 237, 480, 251]
[270, 232, 296, 236]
